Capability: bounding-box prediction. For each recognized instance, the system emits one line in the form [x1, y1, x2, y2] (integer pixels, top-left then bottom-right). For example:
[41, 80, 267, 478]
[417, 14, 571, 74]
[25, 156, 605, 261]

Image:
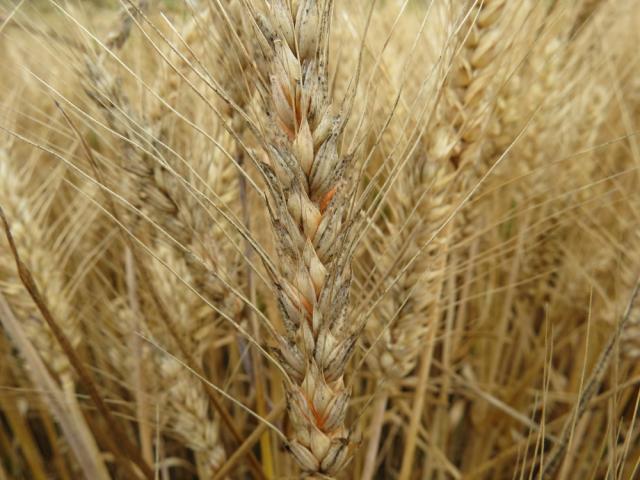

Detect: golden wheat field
[0, 0, 639, 478]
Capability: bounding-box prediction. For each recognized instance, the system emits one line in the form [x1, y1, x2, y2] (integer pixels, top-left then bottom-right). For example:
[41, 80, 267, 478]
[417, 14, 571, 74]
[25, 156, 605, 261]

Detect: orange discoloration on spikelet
[305, 393, 327, 430]
[319, 186, 337, 213]
[277, 116, 296, 141]
[300, 294, 313, 317]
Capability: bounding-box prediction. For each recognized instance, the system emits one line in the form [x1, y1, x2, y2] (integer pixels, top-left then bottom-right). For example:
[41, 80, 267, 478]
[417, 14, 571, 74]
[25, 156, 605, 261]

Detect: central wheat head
[244, 0, 362, 476]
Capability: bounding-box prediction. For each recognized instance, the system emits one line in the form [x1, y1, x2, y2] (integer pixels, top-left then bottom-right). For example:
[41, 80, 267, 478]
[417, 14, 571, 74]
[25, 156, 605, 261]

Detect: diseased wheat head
[242, 1, 365, 476]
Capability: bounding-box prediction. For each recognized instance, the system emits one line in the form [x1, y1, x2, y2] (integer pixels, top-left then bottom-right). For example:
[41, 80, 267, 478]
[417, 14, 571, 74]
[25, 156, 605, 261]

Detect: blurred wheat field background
[0, 0, 639, 479]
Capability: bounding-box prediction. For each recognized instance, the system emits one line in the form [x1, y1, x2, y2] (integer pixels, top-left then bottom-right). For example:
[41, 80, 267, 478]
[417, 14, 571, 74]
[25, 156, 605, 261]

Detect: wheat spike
[160, 354, 227, 477]
[241, 0, 364, 476]
[364, 150, 456, 380]
[80, 7, 244, 473]
[84, 40, 244, 305]
[0, 135, 111, 479]
[0, 156, 79, 381]
[447, 1, 543, 244]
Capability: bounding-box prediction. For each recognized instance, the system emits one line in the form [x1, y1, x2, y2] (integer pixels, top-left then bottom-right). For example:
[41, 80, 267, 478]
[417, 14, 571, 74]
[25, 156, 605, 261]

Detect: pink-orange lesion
[319, 186, 336, 213]
[274, 77, 307, 141]
[304, 391, 328, 431]
[299, 292, 314, 317]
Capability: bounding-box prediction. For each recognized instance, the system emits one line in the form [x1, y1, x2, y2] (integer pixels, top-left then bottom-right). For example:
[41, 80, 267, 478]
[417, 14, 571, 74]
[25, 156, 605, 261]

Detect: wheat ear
[0, 199, 156, 478]
[448, 0, 504, 170]
[83, 9, 253, 473]
[448, 0, 539, 232]
[0, 156, 105, 449]
[358, 146, 456, 479]
[160, 354, 226, 477]
[0, 146, 111, 479]
[244, 0, 363, 476]
[365, 156, 455, 380]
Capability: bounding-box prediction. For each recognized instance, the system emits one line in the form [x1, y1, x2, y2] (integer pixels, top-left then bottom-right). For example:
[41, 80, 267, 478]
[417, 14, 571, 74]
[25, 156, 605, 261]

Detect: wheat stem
[359, 393, 387, 480]
[0, 393, 48, 480]
[541, 274, 640, 477]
